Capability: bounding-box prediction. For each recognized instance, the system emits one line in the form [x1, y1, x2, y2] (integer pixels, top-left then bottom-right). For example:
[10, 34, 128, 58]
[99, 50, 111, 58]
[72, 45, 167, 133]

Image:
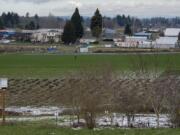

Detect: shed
[80, 47, 88, 53]
[164, 28, 180, 37]
[156, 37, 178, 48]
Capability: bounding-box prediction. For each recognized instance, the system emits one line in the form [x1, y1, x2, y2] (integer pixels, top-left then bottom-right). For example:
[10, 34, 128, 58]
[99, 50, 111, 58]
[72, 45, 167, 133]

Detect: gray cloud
[0, 0, 180, 17]
[3, 0, 60, 4]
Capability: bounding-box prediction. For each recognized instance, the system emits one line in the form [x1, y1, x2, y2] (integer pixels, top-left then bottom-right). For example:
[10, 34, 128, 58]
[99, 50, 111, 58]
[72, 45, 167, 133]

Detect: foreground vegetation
[0, 53, 180, 78]
[0, 122, 179, 135]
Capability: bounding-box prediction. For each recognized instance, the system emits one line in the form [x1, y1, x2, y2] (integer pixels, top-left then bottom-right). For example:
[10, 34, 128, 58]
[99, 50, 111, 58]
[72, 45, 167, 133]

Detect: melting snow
[3, 107, 171, 128]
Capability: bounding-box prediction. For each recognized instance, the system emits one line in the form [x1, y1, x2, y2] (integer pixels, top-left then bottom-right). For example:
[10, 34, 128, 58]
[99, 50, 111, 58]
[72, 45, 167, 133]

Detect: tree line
[0, 12, 40, 30]
[0, 12, 20, 28]
[141, 17, 180, 28]
[1, 11, 180, 30]
[1, 10, 180, 44]
[61, 8, 134, 44]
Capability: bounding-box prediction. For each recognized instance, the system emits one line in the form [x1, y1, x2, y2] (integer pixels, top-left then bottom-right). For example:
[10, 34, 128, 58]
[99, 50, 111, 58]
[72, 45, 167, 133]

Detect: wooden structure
[0, 78, 8, 125]
[0, 91, 6, 124]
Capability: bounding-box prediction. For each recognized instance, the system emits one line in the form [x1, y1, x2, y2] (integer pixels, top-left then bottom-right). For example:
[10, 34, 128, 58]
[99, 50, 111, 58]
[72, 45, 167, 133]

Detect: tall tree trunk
[156, 113, 160, 128]
[127, 114, 131, 127]
[77, 114, 80, 124]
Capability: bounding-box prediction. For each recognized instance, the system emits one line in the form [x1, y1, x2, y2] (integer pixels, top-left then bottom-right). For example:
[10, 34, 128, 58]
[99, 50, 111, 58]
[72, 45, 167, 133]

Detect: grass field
[0, 53, 180, 78]
[0, 123, 179, 135]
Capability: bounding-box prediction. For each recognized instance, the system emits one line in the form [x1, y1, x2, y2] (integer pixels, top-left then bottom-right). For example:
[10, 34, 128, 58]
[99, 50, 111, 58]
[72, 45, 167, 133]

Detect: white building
[31, 29, 63, 43]
[155, 37, 178, 49]
[114, 36, 154, 48]
[126, 36, 147, 42]
[80, 47, 89, 53]
[164, 28, 180, 37]
[154, 28, 180, 49]
[125, 36, 148, 48]
[0, 39, 11, 44]
[80, 38, 96, 44]
[115, 28, 180, 49]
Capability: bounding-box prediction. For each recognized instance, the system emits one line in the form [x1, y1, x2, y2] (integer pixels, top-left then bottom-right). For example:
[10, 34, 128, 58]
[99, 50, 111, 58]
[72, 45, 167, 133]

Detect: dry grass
[6, 76, 180, 107]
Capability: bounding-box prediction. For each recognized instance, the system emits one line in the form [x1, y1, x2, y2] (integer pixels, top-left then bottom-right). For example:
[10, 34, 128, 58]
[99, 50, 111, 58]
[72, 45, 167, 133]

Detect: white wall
[80, 48, 88, 53]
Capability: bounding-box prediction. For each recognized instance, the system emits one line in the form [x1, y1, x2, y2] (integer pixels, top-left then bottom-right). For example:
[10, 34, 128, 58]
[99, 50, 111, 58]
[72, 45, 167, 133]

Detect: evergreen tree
[1, 12, 19, 28]
[0, 18, 4, 29]
[36, 23, 40, 29]
[25, 21, 36, 30]
[124, 24, 132, 36]
[62, 21, 76, 44]
[127, 15, 131, 25]
[30, 21, 36, 30]
[71, 8, 84, 40]
[34, 14, 39, 21]
[26, 12, 30, 18]
[116, 14, 132, 27]
[178, 32, 180, 41]
[122, 14, 126, 26]
[116, 15, 123, 26]
[13, 13, 20, 25]
[90, 9, 103, 39]
[34, 14, 40, 29]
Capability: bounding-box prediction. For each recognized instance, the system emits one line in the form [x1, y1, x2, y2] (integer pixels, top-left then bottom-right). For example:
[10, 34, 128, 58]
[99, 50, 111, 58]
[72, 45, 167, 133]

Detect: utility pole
[0, 78, 8, 125]
[0, 90, 6, 124]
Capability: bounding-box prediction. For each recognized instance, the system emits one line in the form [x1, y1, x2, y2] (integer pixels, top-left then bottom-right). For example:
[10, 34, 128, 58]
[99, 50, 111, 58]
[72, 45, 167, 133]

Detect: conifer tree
[0, 18, 4, 29]
[124, 24, 132, 36]
[62, 21, 76, 44]
[71, 8, 84, 40]
[90, 9, 103, 39]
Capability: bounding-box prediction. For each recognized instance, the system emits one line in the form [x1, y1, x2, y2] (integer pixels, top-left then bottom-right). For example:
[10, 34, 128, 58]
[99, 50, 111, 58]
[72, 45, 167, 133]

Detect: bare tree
[79, 66, 114, 129]
[113, 78, 146, 127]
[63, 77, 82, 125]
[130, 52, 173, 128]
[165, 73, 180, 128]
[62, 65, 114, 129]
[148, 76, 169, 127]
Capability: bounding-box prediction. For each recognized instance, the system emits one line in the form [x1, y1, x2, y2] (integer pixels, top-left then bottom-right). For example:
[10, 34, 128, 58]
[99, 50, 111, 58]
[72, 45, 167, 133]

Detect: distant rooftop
[156, 36, 178, 48]
[104, 28, 116, 34]
[164, 28, 180, 37]
[134, 32, 151, 37]
[156, 37, 178, 45]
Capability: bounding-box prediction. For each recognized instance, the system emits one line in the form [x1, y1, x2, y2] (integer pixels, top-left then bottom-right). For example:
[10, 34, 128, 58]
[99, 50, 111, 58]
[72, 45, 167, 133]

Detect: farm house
[31, 29, 63, 43]
[124, 36, 148, 48]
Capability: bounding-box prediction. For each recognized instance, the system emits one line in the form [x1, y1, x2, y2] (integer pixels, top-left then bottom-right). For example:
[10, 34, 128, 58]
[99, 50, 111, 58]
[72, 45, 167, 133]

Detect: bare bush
[130, 52, 174, 128]
[113, 79, 147, 127]
[165, 73, 180, 128]
[147, 76, 169, 127]
[62, 65, 114, 129]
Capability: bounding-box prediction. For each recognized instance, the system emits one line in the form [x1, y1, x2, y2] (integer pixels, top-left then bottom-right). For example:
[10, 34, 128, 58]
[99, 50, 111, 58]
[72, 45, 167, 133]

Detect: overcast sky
[1, 0, 180, 18]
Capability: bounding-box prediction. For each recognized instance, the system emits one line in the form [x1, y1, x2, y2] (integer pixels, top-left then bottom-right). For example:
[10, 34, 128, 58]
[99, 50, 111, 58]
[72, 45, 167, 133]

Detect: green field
[0, 53, 180, 78]
[0, 124, 179, 135]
